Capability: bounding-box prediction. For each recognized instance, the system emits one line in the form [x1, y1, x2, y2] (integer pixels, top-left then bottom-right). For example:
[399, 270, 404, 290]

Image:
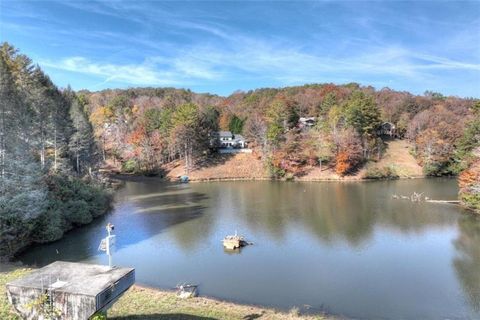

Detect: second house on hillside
[218, 131, 247, 149]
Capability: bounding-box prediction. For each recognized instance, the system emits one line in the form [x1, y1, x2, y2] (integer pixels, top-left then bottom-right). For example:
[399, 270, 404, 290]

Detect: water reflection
[454, 214, 480, 313]
[18, 183, 211, 265]
[214, 181, 457, 247]
[16, 178, 480, 319]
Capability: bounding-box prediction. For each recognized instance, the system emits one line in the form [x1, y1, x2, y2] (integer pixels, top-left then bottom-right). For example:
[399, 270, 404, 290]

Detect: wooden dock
[425, 200, 461, 204]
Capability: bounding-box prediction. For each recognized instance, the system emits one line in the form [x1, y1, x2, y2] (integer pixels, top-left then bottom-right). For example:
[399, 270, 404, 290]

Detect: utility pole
[98, 223, 116, 269]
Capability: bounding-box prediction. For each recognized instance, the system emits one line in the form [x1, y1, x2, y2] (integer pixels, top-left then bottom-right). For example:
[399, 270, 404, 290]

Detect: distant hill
[81, 84, 476, 181]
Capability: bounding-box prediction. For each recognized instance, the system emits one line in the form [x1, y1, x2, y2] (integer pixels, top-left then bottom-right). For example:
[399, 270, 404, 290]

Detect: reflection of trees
[19, 179, 466, 270]
[453, 215, 480, 313]
[227, 180, 460, 248]
[17, 182, 212, 265]
[17, 213, 110, 266]
[135, 187, 212, 252]
[378, 201, 457, 233]
[226, 182, 377, 246]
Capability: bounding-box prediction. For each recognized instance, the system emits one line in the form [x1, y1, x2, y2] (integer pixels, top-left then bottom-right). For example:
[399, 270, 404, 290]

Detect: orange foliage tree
[334, 129, 363, 176]
[218, 112, 231, 131]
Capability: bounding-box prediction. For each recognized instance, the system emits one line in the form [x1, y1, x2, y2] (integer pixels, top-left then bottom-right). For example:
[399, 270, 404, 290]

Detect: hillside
[166, 153, 269, 181]
[162, 140, 422, 182]
[82, 84, 476, 182]
[301, 140, 422, 180]
[361, 140, 424, 178]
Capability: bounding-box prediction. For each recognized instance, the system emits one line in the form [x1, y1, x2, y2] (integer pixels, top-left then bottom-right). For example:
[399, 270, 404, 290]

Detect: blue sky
[1, 1, 479, 97]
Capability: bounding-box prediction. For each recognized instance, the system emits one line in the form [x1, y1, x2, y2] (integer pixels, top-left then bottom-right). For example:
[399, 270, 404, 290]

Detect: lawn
[1, 264, 332, 320]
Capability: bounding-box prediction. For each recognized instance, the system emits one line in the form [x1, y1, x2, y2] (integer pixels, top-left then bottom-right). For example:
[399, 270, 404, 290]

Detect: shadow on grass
[192, 153, 235, 171]
[242, 313, 264, 320]
[109, 314, 218, 320]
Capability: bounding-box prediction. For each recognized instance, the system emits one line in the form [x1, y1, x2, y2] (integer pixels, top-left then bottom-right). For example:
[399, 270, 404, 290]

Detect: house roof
[299, 117, 316, 122]
[381, 122, 396, 128]
[234, 134, 245, 141]
[219, 131, 233, 137]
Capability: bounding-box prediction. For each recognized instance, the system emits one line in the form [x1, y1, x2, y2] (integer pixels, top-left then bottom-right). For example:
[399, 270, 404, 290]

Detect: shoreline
[1, 264, 335, 320]
[129, 284, 336, 319]
[111, 172, 434, 183]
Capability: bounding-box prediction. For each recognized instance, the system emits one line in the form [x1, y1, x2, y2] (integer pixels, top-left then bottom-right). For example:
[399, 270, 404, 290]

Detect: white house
[298, 117, 316, 129]
[217, 131, 247, 149]
[378, 122, 397, 137]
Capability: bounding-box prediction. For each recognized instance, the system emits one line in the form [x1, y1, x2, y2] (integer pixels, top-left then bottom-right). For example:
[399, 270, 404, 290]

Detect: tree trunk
[40, 116, 45, 169]
[0, 100, 5, 181]
[76, 152, 80, 174]
[184, 142, 189, 175]
[53, 127, 58, 171]
[102, 134, 106, 161]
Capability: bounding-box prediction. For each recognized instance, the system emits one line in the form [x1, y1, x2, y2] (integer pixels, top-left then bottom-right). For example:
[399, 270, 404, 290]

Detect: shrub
[122, 159, 138, 173]
[65, 200, 93, 225]
[267, 156, 286, 179]
[40, 174, 112, 238]
[422, 161, 452, 176]
[364, 165, 399, 180]
[459, 159, 480, 213]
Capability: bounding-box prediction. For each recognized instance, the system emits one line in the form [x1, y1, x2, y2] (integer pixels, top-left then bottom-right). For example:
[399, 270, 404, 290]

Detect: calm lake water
[18, 178, 480, 319]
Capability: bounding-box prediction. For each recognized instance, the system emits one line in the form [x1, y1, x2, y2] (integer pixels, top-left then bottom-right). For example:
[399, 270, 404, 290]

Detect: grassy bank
[1, 265, 332, 320]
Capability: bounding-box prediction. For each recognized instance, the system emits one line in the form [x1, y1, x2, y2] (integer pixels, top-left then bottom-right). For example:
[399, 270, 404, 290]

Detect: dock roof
[7, 261, 134, 297]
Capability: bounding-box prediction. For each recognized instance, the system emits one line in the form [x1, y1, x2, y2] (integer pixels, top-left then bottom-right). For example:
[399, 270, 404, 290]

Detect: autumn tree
[334, 128, 363, 176]
[459, 148, 480, 213]
[218, 112, 231, 131]
[171, 103, 201, 174]
[245, 114, 267, 154]
[455, 101, 480, 172]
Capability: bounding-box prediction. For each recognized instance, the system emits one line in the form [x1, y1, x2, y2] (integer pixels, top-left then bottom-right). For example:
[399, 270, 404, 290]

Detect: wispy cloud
[40, 38, 480, 90]
[4, 0, 479, 96]
[40, 55, 222, 87]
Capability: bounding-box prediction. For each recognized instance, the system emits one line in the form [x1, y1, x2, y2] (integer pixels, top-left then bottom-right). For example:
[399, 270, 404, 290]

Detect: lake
[17, 178, 480, 319]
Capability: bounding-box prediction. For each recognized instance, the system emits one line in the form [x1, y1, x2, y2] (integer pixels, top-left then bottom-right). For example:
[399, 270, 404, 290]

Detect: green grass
[0, 264, 31, 320]
[1, 265, 332, 320]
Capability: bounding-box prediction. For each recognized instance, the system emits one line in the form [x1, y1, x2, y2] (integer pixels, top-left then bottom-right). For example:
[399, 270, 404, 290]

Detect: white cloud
[42, 57, 180, 86]
[41, 38, 480, 90]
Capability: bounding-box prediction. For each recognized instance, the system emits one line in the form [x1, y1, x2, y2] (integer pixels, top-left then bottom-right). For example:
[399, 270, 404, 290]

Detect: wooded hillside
[0, 43, 111, 258]
[82, 82, 477, 180]
[458, 102, 480, 213]
[1, 42, 479, 260]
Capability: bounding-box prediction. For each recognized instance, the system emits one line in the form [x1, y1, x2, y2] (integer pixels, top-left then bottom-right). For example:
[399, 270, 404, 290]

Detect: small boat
[176, 283, 198, 299]
[179, 175, 189, 183]
[222, 231, 248, 250]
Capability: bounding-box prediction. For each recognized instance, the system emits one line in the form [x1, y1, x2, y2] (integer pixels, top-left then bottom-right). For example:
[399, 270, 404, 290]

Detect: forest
[83, 82, 478, 174]
[82, 80, 479, 211]
[0, 43, 111, 258]
[1, 43, 479, 259]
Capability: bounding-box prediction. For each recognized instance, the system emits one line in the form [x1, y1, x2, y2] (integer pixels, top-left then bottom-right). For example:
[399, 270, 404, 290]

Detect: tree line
[1, 41, 478, 260]
[458, 102, 480, 213]
[82, 81, 479, 210]
[0, 43, 111, 258]
[84, 83, 477, 178]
